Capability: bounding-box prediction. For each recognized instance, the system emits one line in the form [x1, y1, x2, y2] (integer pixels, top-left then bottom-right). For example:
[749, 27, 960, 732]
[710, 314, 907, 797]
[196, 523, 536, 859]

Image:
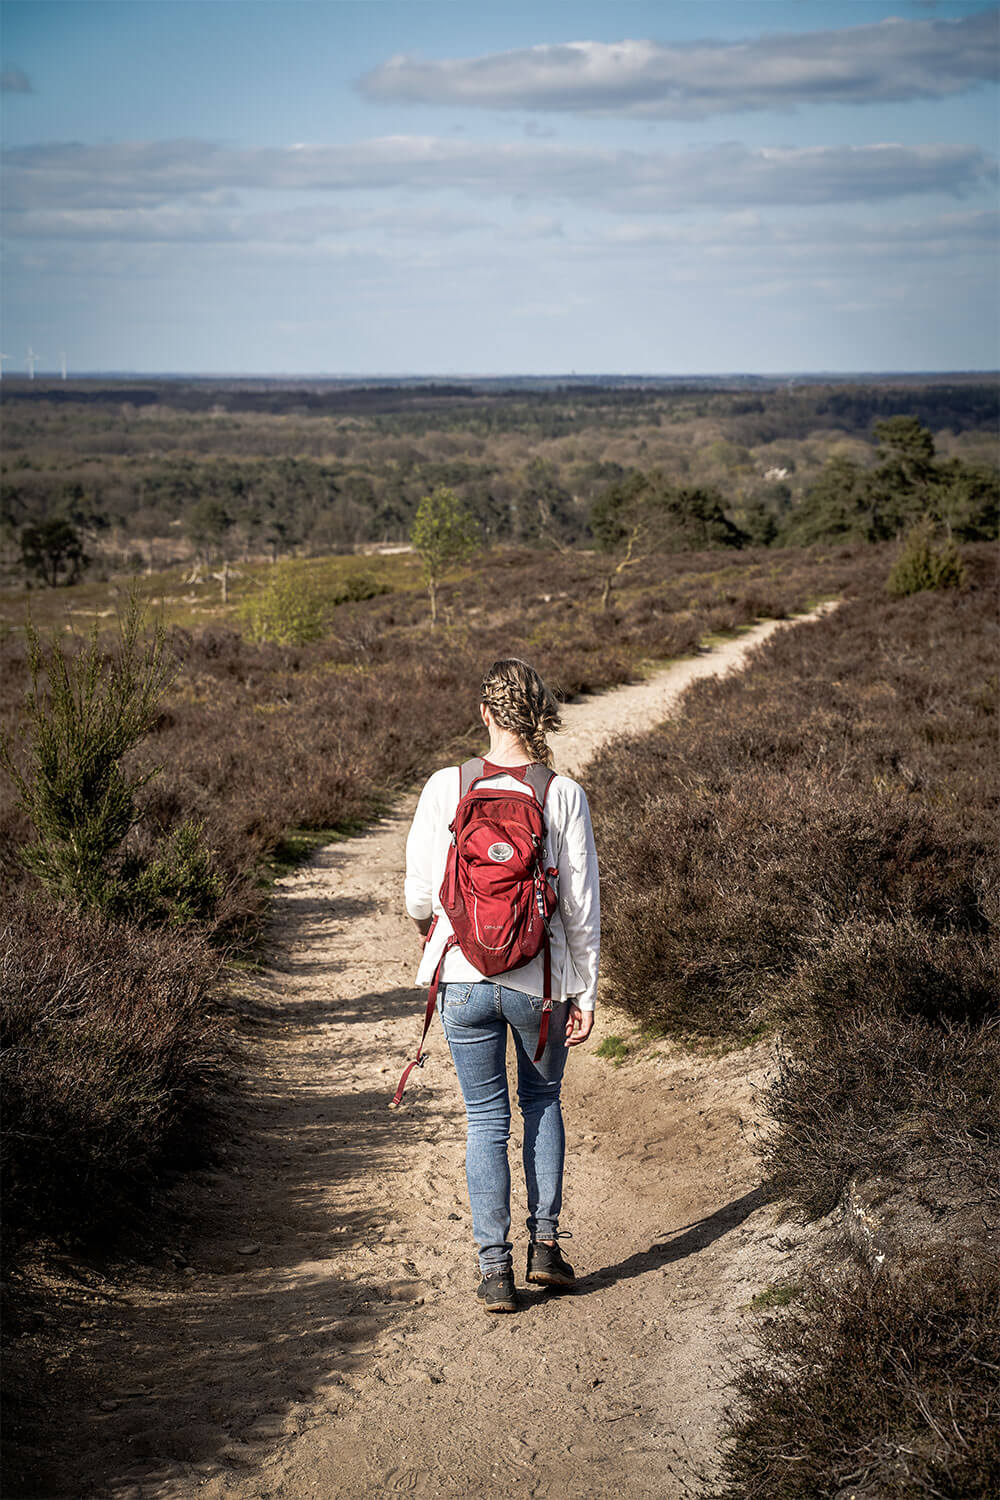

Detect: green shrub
[239, 565, 325, 645]
[749, 1281, 802, 1311]
[337, 569, 389, 604]
[122, 819, 224, 925]
[887, 517, 966, 597]
[0, 595, 176, 911]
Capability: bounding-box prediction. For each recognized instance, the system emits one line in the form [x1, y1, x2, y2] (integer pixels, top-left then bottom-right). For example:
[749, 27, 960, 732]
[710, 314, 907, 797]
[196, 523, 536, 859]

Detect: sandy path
[25, 611, 832, 1500]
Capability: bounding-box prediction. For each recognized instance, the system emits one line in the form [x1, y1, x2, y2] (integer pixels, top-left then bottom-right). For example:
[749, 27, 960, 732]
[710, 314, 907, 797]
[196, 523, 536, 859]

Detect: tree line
[4, 412, 997, 589]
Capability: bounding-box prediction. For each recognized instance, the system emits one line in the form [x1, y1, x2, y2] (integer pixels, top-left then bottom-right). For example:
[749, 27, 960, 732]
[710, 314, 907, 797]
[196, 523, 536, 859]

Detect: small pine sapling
[0, 592, 177, 911]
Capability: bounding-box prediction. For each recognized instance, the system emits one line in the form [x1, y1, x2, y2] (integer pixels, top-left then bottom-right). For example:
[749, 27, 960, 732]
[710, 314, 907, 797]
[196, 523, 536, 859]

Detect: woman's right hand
[565, 1004, 594, 1046]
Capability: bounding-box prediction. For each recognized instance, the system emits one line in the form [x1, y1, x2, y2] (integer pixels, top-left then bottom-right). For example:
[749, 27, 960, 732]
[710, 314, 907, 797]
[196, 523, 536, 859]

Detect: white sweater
[404, 764, 601, 1010]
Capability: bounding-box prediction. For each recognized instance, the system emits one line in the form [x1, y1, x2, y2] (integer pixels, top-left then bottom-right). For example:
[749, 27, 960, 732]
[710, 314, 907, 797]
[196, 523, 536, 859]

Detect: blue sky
[2, 0, 998, 374]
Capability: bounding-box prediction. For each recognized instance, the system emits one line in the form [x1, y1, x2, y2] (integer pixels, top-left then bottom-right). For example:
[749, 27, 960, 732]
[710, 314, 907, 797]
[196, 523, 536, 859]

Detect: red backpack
[390, 757, 558, 1108]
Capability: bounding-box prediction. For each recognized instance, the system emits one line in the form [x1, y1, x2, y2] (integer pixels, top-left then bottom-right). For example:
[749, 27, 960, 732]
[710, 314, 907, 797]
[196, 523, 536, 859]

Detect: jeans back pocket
[442, 982, 473, 1007]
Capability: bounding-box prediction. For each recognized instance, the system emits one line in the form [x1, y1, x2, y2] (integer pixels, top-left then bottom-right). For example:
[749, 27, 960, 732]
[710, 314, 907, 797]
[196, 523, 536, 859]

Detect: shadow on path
[11, 982, 446, 1499]
[576, 1186, 770, 1295]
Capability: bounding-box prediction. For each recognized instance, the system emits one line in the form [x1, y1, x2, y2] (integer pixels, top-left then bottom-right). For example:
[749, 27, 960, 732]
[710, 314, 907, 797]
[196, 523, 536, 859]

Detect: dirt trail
[26, 613, 832, 1500]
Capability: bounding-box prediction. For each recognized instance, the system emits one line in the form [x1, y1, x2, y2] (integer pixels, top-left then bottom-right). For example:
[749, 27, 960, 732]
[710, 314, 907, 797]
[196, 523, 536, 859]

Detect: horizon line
[2, 368, 998, 381]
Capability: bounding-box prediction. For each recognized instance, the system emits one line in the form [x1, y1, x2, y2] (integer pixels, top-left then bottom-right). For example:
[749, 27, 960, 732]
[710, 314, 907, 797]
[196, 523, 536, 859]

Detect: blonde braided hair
[479, 658, 562, 768]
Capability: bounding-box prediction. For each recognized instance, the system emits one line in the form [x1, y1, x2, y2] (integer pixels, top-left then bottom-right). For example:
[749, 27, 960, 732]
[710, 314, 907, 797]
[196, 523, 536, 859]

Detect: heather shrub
[780, 916, 997, 1033]
[594, 777, 990, 1038]
[590, 548, 996, 1039]
[0, 896, 222, 1255]
[886, 515, 966, 597]
[758, 948, 1000, 1218]
[589, 547, 998, 1499]
[715, 1259, 1000, 1500]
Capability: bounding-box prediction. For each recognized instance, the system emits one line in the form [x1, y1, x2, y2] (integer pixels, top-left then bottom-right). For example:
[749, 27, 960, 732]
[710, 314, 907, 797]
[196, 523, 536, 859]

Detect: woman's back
[400, 657, 600, 1313]
[405, 760, 600, 1009]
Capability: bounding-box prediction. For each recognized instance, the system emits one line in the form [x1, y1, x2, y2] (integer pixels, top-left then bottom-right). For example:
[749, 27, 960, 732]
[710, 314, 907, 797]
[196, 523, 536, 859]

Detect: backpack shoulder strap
[523, 764, 556, 808]
[459, 758, 554, 806]
[459, 757, 487, 799]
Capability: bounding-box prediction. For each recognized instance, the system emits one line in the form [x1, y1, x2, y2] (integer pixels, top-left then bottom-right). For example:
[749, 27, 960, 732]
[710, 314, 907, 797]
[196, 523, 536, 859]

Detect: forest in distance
[1, 374, 997, 588]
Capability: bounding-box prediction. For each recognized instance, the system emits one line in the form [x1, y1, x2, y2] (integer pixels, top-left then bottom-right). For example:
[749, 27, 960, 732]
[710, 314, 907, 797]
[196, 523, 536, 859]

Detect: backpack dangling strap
[532, 933, 554, 1064]
[389, 933, 457, 1109]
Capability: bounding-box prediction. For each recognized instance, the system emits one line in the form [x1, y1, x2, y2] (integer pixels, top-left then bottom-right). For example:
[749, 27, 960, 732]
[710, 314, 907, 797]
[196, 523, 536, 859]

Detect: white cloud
[600, 208, 999, 264]
[2, 200, 490, 245]
[3, 136, 994, 221]
[359, 9, 1000, 118]
[2, 205, 243, 243]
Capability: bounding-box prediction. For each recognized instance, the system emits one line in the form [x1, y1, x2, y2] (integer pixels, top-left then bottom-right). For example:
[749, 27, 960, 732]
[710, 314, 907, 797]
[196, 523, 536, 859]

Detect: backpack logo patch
[487, 841, 515, 863]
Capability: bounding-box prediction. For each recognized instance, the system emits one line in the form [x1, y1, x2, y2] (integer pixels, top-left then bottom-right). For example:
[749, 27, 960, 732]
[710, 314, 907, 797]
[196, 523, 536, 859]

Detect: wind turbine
[0, 354, 10, 380]
[60, 351, 67, 380]
[26, 347, 39, 379]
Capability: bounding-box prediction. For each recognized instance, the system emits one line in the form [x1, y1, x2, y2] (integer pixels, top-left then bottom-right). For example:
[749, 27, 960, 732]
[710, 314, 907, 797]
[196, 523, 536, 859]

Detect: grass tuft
[749, 1282, 803, 1312]
[595, 1034, 630, 1066]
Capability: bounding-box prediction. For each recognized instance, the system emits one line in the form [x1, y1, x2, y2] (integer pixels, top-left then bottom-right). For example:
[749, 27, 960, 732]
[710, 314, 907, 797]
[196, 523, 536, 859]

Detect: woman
[404, 658, 600, 1313]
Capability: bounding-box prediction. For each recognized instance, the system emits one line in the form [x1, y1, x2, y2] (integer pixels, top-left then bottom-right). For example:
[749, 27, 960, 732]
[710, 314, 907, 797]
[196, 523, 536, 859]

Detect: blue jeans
[439, 981, 570, 1273]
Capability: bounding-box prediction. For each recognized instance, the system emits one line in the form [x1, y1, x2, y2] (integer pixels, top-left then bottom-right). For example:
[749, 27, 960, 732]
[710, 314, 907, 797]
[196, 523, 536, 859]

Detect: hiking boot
[476, 1266, 518, 1313]
[526, 1239, 576, 1288]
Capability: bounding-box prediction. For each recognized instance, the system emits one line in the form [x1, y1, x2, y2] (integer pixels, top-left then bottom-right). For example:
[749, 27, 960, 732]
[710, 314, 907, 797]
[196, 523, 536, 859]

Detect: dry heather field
[589, 544, 998, 1496]
[2, 543, 856, 1247]
[2, 537, 997, 1498]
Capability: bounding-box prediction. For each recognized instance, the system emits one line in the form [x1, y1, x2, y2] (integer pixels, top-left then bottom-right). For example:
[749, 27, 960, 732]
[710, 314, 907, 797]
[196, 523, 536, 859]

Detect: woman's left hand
[565, 1004, 594, 1047]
